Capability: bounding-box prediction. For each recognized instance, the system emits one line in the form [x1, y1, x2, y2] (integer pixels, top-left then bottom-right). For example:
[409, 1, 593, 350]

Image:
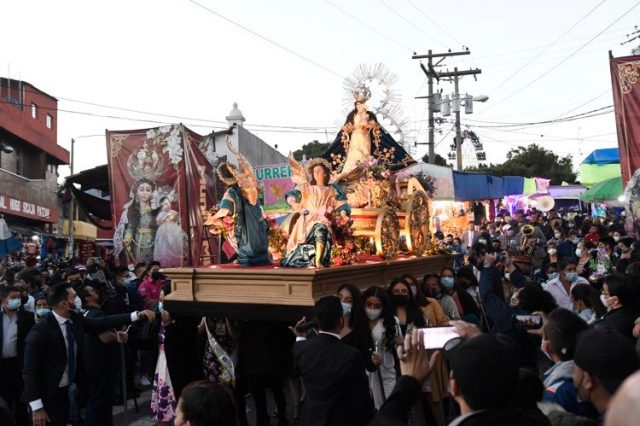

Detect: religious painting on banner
[106, 124, 216, 267]
[610, 54, 640, 186]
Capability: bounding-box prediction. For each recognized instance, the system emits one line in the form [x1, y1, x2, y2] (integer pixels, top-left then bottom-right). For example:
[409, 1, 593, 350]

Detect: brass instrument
[522, 224, 535, 236]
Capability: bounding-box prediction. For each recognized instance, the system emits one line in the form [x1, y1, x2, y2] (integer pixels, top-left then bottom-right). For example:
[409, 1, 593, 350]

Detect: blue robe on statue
[322, 125, 416, 173]
[221, 186, 270, 266]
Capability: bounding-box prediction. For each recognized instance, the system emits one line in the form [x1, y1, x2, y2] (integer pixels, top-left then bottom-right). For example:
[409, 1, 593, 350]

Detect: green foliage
[293, 140, 330, 161]
[465, 144, 576, 184]
[420, 153, 450, 167]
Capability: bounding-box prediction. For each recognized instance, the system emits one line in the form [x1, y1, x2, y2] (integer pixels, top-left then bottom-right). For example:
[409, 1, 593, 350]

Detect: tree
[465, 144, 576, 184]
[421, 153, 450, 167]
[292, 140, 330, 161]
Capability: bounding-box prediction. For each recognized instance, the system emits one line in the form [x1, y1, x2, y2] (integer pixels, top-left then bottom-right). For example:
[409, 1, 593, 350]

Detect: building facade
[0, 78, 69, 236]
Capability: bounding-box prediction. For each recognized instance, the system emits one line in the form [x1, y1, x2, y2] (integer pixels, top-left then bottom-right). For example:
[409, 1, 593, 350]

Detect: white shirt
[29, 309, 140, 412]
[23, 295, 35, 313]
[543, 276, 589, 310]
[1, 309, 18, 358]
[295, 330, 341, 342]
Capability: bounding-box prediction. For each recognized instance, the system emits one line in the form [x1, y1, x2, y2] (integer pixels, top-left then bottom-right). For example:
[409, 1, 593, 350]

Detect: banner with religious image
[610, 54, 640, 186]
[106, 124, 216, 267]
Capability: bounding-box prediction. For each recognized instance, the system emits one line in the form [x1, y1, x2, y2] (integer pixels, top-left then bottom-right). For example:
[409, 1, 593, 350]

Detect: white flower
[159, 125, 172, 134]
[163, 131, 183, 165]
[146, 129, 157, 139]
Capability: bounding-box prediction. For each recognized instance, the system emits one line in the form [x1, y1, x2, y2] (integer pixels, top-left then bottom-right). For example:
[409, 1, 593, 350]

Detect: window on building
[46, 114, 53, 129]
[31, 103, 37, 119]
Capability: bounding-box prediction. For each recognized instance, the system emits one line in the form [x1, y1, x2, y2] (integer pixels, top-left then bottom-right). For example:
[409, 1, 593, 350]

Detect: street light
[68, 135, 102, 257]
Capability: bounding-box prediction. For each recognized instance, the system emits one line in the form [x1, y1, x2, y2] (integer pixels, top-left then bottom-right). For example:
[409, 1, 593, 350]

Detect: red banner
[610, 54, 640, 186]
[106, 125, 216, 267]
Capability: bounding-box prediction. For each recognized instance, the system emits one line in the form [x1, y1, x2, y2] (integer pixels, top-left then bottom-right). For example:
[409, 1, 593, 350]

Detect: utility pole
[413, 50, 470, 164]
[69, 138, 75, 258]
[434, 67, 482, 170]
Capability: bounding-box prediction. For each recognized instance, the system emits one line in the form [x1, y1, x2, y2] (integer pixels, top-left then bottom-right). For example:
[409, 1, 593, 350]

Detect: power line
[553, 89, 611, 118]
[482, 0, 640, 112]
[488, 0, 607, 93]
[405, 0, 465, 47]
[323, 0, 413, 52]
[186, 0, 343, 79]
[462, 105, 613, 128]
[378, 0, 447, 48]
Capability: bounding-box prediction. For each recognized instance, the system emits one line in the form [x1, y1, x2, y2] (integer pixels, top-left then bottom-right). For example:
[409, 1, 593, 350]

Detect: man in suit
[0, 285, 35, 426]
[461, 221, 480, 255]
[292, 296, 374, 426]
[23, 282, 155, 426]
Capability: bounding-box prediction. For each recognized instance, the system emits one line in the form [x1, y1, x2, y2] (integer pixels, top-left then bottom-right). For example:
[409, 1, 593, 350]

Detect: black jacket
[594, 306, 640, 341]
[372, 376, 421, 425]
[22, 310, 134, 407]
[294, 333, 374, 426]
[0, 307, 35, 369]
[450, 408, 550, 426]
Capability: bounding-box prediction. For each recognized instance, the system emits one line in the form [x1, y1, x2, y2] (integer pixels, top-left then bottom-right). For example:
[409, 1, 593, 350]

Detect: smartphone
[514, 315, 542, 329]
[419, 327, 460, 350]
[295, 320, 317, 333]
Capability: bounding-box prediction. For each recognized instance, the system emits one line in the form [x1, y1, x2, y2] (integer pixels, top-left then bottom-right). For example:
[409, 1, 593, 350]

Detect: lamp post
[67, 135, 101, 258]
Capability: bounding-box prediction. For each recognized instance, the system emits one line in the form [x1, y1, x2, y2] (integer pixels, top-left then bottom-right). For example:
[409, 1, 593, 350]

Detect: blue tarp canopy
[502, 176, 525, 196]
[581, 148, 620, 165]
[453, 172, 525, 201]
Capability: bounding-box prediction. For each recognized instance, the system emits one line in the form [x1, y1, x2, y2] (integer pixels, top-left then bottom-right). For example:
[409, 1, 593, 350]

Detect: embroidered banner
[610, 55, 640, 185]
[106, 125, 216, 267]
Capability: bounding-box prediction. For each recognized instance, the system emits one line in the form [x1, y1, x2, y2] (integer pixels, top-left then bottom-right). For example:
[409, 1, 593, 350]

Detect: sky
[2, 0, 639, 181]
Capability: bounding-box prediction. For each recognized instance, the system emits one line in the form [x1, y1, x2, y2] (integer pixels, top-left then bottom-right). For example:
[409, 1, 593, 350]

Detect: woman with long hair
[570, 283, 607, 324]
[362, 286, 401, 409]
[337, 284, 376, 372]
[387, 278, 427, 334]
[421, 273, 460, 320]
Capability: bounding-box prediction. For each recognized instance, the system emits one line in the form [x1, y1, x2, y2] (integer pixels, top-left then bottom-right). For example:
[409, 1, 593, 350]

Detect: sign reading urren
[254, 164, 294, 206]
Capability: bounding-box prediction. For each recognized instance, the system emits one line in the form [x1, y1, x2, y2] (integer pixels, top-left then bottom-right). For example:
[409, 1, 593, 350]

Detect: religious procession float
[106, 66, 451, 320]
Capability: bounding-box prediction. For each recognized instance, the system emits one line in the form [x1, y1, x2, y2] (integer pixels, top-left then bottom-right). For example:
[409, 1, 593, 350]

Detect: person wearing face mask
[0, 285, 35, 426]
[421, 273, 460, 320]
[138, 265, 166, 310]
[544, 259, 589, 310]
[594, 274, 640, 341]
[78, 283, 129, 426]
[23, 282, 156, 426]
[34, 296, 51, 323]
[541, 242, 560, 274]
[498, 224, 519, 256]
[540, 309, 598, 420]
[573, 328, 639, 424]
[337, 284, 376, 373]
[570, 284, 607, 325]
[362, 286, 402, 410]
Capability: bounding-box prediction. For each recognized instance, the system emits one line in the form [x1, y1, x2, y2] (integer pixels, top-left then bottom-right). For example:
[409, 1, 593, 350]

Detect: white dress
[341, 114, 371, 176]
[367, 317, 401, 409]
[153, 209, 186, 267]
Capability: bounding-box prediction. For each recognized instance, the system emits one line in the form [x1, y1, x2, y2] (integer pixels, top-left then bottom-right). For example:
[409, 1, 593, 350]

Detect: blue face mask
[36, 308, 51, 317]
[565, 272, 578, 283]
[441, 277, 455, 289]
[341, 302, 352, 316]
[7, 299, 21, 311]
[547, 272, 559, 281]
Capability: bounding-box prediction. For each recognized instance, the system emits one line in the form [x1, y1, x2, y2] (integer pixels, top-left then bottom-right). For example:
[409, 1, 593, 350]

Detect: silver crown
[126, 142, 165, 181]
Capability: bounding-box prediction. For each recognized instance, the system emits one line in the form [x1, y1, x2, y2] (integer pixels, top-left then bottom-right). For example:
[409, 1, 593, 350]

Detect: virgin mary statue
[322, 92, 415, 178]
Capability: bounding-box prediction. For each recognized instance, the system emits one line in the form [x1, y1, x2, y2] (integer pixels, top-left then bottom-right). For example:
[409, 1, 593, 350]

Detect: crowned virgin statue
[322, 89, 415, 179]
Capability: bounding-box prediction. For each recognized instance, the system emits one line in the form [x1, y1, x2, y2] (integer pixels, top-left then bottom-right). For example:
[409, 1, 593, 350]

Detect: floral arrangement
[146, 125, 184, 166]
[267, 217, 287, 261]
[361, 156, 391, 181]
[205, 205, 235, 238]
[331, 212, 358, 266]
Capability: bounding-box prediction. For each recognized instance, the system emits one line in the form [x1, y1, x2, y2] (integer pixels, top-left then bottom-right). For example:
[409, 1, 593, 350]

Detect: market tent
[579, 148, 621, 188]
[501, 176, 524, 196]
[580, 176, 623, 202]
[453, 172, 508, 201]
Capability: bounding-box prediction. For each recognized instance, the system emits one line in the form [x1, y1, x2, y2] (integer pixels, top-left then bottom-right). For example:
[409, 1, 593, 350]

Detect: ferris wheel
[342, 64, 414, 155]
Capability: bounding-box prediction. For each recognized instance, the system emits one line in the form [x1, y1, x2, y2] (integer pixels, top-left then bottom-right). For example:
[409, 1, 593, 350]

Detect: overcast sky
[2, 0, 638, 180]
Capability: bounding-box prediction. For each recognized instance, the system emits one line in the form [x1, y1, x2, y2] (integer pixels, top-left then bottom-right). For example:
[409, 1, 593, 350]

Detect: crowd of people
[0, 206, 639, 426]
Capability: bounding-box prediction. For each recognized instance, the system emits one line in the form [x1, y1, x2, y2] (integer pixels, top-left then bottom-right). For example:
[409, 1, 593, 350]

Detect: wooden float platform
[163, 254, 451, 321]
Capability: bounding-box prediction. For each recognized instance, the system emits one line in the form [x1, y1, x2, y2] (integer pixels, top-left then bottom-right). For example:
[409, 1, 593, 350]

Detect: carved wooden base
[163, 254, 452, 321]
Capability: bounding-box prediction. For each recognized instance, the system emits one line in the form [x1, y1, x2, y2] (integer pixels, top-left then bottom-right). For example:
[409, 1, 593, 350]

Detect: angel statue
[205, 137, 270, 266]
[281, 156, 351, 268]
[322, 90, 415, 180]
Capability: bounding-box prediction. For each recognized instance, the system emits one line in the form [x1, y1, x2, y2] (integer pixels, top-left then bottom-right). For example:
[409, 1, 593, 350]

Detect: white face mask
[547, 248, 557, 256]
[365, 308, 382, 321]
[600, 294, 615, 311]
[575, 248, 583, 257]
[554, 233, 562, 239]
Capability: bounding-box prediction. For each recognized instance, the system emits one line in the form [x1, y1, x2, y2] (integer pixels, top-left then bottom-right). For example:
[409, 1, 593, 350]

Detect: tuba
[521, 225, 536, 256]
[522, 224, 535, 236]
